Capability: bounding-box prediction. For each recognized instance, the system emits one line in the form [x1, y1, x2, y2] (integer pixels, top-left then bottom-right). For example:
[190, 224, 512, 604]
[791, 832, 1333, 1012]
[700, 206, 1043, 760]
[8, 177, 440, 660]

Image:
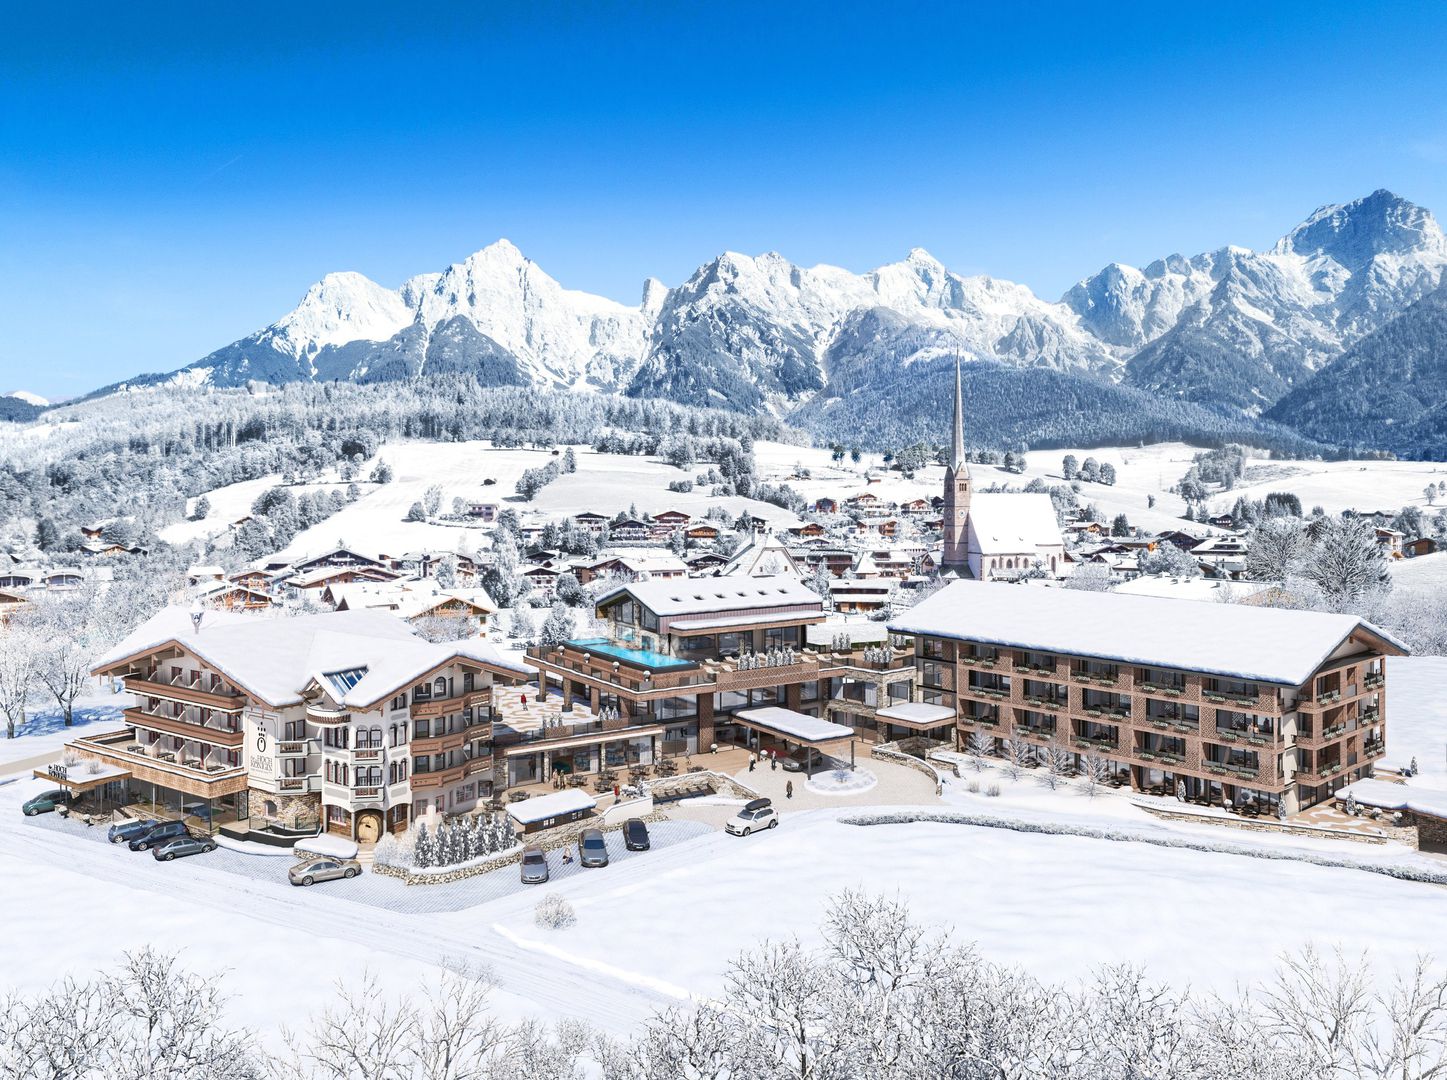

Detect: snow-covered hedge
[840, 808, 1447, 886]
[534, 894, 576, 930]
[374, 811, 517, 871]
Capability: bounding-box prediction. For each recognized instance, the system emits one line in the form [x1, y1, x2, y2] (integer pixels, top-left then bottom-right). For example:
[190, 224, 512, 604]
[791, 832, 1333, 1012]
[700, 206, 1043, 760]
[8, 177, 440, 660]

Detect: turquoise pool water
[568, 638, 694, 670]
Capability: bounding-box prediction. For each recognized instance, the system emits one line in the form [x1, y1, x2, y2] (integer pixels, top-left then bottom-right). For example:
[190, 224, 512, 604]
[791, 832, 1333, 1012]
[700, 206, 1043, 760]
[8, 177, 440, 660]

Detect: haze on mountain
[96, 190, 1447, 456]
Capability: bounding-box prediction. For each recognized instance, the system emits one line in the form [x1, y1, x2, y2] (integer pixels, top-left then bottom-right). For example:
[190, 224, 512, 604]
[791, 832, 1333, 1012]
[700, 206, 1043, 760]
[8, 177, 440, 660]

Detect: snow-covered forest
[5, 892, 1447, 1079]
[0, 379, 791, 546]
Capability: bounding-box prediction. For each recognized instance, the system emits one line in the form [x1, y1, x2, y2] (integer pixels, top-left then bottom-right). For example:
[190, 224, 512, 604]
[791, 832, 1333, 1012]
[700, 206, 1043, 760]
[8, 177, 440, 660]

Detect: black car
[623, 818, 650, 851]
[128, 820, 190, 851]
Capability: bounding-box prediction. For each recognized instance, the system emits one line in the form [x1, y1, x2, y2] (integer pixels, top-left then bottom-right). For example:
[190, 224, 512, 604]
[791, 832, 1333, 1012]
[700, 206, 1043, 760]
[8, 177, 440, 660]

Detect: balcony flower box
[1108, 709, 1131, 720]
[1163, 686, 1184, 696]
[1138, 750, 1157, 761]
[1072, 739, 1092, 750]
[1149, 720, 1170, 729]
[1158, 753, 1186, 765]
[1204, 692, 1228, 704]
[1217, 730, 1238, 742]
[959, 656, 979, 666]
[1364, 675, 1384, 690]
[1071, 673, 1092, 683]
[1361, 709, 1380, 723]
[1085, 707, 1104, 718]
[978, 659, 996, 668]
[1315, 691, 1340, 705]
[1322, 724, 1346, 739]
[1171, 722, 1198, 734]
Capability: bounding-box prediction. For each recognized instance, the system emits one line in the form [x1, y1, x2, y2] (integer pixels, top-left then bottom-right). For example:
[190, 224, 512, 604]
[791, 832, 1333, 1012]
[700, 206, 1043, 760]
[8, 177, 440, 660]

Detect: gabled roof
[92, 606, 529, 709]
[888, 581, 1408, 686]
[967, 493, 1063, 555]
[596, 576, 823, 619]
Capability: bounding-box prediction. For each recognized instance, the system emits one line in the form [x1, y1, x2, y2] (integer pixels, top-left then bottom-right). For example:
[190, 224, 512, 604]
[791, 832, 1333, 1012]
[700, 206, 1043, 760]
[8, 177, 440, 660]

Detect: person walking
[521, 693, 528, 708]
[748, 753, 756, 772]
[785, 780, 794, 800]
[770, 753, 778, 771]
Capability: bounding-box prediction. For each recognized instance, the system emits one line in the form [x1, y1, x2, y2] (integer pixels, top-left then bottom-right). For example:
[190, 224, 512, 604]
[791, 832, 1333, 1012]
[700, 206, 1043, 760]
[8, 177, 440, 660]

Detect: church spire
[950, 357, 965, 470]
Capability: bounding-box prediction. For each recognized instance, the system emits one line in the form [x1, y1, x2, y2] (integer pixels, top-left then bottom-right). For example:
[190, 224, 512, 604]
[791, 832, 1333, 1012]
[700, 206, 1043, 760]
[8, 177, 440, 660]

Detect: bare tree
[1002, 737, 1033, 781]
[1041, 746, 1074, 790]
[26, 595, 96, 728]
[0, 620, 39, 739]
[1081, 753, 1113, 796]
[965, 730, 993, 771]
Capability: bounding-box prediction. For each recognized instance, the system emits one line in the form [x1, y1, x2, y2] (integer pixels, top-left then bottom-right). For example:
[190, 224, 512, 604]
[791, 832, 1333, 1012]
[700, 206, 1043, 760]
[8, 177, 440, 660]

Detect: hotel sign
[243, 706, 281, 777]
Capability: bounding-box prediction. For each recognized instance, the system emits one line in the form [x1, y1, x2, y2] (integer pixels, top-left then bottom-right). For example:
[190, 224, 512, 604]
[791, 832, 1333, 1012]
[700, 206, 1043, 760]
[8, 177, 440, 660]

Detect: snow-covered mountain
[97, 190, 1447, 444]
[5, 390, 49, 407]
[1066, 190, 1447, 414]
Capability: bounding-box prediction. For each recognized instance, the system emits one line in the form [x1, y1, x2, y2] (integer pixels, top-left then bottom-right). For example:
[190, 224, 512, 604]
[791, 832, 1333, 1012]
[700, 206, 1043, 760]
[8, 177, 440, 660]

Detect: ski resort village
[8, 360, 1447, 1075]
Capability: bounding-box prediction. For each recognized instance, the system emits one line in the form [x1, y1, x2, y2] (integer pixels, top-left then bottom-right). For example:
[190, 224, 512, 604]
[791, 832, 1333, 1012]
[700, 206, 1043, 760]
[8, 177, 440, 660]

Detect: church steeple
[942, 357, 972, 574]
[950, 356, 966, 470]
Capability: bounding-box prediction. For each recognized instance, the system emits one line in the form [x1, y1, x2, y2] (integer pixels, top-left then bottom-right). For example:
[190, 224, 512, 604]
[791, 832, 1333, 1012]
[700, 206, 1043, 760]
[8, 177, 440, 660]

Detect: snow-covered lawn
[481, 809, 1447, 1009]
[804, 765, 879, 796]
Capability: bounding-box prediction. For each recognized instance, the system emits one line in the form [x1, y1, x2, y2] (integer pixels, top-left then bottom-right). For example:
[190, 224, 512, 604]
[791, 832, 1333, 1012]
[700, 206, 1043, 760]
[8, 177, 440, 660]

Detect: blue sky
[5, 1, 1447, 399]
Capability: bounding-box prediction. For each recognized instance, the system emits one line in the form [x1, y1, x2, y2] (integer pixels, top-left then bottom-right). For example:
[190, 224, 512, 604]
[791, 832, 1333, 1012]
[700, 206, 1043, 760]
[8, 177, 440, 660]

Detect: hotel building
[72, 608, 528, 841]
[889, 581, 1406, 813]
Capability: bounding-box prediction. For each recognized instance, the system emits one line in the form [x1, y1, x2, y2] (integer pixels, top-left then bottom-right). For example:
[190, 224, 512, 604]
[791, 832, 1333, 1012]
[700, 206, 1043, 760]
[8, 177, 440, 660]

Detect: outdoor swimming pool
[567, 638, 695, 671]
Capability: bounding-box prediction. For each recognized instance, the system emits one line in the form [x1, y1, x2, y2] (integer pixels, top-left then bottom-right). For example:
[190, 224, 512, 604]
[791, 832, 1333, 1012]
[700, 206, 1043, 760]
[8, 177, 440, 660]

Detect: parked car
[781, 750, 809, 773]
[22, 789, 73, 816]
[578, 828, 610, 867]
[151, 833, 217, 861]
[108, 818, 158, 845]
[288, 857, 362, 887]
[520, 845, 549, 884]
[623, 818, 650, 851]
[726, 797, 779, 836]
[128, 819, 190, 851]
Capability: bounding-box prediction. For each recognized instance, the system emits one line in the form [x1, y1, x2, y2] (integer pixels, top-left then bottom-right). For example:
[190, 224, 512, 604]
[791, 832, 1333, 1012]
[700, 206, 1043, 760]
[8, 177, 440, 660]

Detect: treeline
[0, 378, 791, 544]
[791, 357, 1339, 456]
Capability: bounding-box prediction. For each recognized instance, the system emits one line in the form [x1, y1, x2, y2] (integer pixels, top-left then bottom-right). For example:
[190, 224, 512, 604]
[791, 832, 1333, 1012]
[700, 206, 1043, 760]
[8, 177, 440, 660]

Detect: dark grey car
[623, 818, 650, 851]
[579, 828, 609, 868]
[151, 833, 217, 861]
[129, 820, 189, 851]
[520, 845, 549, 884]
[108, 818, 158, 845]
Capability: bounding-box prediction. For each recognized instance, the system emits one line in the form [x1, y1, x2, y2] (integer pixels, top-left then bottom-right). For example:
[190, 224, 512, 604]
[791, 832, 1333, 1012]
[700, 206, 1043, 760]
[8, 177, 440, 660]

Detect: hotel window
[718, 631, 749, 656]
[640, 607, 659, 632]
[764, 625, 799, 649]
[282, 719, 305, 741]
[921, 638, 946, 660]
[433, 677, 449, 698]
[799, 681, 820, 702]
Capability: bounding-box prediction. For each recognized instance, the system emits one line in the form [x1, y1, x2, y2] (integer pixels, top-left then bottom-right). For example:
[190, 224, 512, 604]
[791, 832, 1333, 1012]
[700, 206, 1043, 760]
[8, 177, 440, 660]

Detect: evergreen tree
[370, 459, 393, 484]
[539, 601, 573, 646]
[34, 517, 60, 551]
[1099, 462, 1117, 486]
[1061, 454, 1079, 481]
[192, 495, 210, 521]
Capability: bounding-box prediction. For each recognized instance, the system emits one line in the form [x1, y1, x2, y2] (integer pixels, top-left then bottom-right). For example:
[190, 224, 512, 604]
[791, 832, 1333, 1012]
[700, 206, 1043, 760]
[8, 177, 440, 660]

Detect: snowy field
[270, 440, 818, 561]
[0, 686, 130, 771]
[478, 808, 1447, 1012]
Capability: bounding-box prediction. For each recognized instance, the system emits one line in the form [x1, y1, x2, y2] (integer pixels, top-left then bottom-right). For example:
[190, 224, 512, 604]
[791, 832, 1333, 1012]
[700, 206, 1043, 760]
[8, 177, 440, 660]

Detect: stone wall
[247, 789, 320, 831]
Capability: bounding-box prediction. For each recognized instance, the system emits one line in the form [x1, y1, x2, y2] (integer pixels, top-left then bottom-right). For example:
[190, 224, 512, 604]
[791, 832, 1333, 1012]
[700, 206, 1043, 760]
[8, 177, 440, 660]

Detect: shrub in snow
[985, 784, 1001, 798]
[85, 758, 103, 775]
[61, 749, 81, 767]
[966, 780, 980, 794]
[534, 893, 576, 930]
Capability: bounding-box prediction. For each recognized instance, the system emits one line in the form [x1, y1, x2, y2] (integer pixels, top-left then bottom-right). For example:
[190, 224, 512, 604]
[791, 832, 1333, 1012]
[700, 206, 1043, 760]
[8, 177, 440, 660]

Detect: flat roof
[735, 707, 854, 744]
[669, 610, 825, 633]
[876, 702, 956, 727]
[888, 580, 1407, 686]
[505, 788, 597, 824]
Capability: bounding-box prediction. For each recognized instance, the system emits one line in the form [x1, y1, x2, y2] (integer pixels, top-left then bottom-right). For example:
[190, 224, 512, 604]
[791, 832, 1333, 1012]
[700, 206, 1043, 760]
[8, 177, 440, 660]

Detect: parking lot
[22, 808, 713, 914]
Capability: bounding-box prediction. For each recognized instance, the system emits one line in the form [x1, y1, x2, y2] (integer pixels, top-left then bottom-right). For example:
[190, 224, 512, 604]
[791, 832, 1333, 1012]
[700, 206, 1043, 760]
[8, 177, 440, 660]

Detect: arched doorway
[355, 810, 383, 844]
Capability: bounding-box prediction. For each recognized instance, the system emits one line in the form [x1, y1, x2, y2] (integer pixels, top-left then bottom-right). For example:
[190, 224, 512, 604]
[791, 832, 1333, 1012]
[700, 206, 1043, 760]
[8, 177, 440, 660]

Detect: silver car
[288, 856, 362, 886]
[520, 845, 549, 884]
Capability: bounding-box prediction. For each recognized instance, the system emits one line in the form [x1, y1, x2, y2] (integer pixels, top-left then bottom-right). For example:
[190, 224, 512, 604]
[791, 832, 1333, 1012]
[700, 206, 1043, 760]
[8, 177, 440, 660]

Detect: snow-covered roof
[597, 576, 823, 618]
[736, 706, 855, 743]
[93, 606, 531, 709]
[1337, 779, 1447, 820]
[327, 580, 497, 619]
[876, 702, 956, 726]
[887, 580, 1407, 686]
[720, 532, 804, 578]
[967, 493, 1063, 555]
[505, 788, 597, 825]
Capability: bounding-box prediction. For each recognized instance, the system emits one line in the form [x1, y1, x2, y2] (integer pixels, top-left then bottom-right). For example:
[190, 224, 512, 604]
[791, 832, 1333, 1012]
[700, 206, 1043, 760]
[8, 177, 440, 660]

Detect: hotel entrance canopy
[735, 707, 853, 744]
